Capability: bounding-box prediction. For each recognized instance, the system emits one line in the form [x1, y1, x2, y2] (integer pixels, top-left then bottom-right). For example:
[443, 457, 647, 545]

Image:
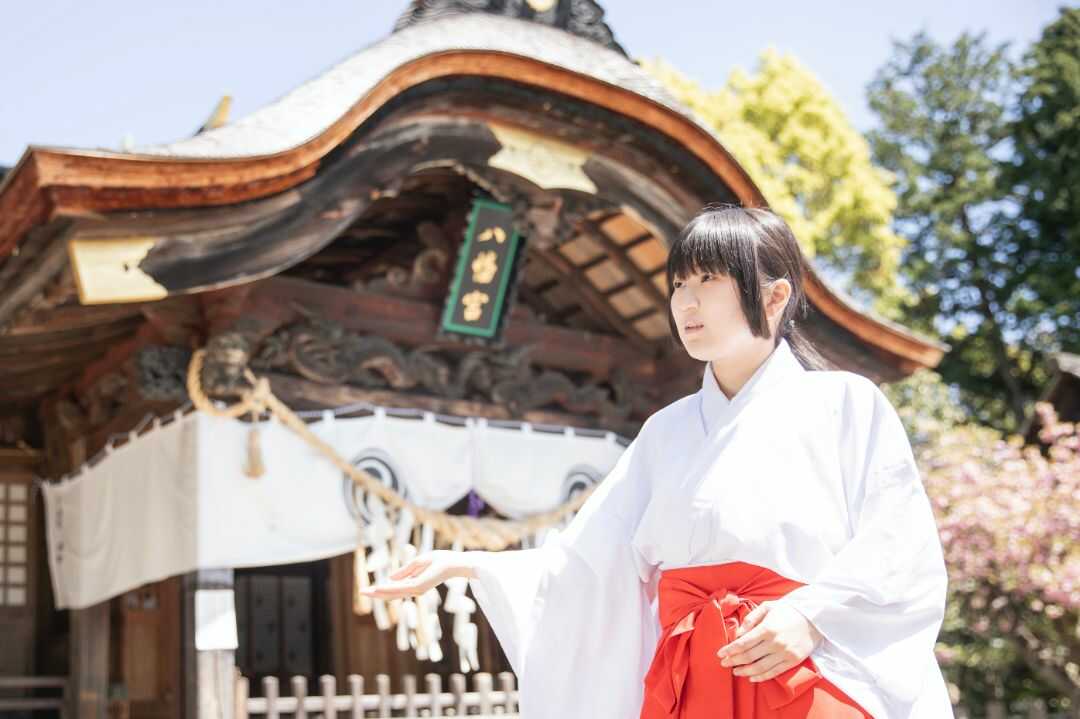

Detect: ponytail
[780, 321, 832, 371]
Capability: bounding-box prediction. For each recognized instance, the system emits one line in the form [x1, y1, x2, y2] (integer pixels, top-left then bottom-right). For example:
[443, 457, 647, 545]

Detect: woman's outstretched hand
[359, 550, 478, 599]
[715, 601, 824, 682]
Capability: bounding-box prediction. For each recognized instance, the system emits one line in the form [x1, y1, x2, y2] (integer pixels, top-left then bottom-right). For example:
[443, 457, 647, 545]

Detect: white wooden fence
[235, 672, 1069, 719]
[236, 672, 518, 718]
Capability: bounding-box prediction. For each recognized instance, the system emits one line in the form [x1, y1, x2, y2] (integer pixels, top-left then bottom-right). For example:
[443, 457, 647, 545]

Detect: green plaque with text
[441, 199, 522, 340]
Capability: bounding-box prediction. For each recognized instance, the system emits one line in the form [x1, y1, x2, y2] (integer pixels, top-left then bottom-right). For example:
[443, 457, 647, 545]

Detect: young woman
[362, 207, 953, 718]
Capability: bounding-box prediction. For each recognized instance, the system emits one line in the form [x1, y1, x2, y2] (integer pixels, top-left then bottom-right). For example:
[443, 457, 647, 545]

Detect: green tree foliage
[868, 20, 1080, 431]
[643, 51, 910, 316]
[1008, 8, 1080, 352]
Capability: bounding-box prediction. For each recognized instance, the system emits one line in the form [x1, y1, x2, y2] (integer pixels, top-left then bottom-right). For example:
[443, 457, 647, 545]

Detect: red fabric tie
[641, 562, 862, 719]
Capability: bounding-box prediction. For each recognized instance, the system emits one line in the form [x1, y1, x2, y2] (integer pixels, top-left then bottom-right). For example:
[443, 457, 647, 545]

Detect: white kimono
[467, 339, 952, 718]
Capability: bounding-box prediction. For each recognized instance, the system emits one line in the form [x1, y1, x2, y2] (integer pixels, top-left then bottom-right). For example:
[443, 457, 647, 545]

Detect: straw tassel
[352, 542, 373, 615]
[243, 411, 265, 479]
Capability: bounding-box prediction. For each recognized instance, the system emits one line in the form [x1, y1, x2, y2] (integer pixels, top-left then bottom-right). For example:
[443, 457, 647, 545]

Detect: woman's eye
[701, 274, 712, 282]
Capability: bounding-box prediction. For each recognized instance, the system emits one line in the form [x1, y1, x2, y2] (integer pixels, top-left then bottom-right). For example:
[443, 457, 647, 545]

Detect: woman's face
[670, 270, 757, 362]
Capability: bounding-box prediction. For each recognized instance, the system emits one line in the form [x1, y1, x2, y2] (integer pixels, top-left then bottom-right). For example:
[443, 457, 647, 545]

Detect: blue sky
[0, 1, 1064, 166]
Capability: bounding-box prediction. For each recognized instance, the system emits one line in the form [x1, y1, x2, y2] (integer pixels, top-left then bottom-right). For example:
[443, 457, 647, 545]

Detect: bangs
[665, 209, 760, 292]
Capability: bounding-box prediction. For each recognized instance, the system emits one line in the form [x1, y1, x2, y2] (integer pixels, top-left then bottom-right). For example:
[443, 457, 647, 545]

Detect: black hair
[665, 205, 831, 371]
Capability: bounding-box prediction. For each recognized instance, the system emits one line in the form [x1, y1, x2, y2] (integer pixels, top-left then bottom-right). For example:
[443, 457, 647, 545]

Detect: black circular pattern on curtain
[343, 448, 407, 522]
[560, 463, 602, 504]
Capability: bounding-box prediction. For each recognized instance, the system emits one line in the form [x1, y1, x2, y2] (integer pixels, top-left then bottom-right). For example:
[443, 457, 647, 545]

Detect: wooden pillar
[64, 431, 111, 719]
[69, 600, 110, 719]
[182, 568, 236, 719]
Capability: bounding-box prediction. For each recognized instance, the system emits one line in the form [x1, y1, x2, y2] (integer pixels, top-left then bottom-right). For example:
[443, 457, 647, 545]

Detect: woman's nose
[675, 288, 699, 312]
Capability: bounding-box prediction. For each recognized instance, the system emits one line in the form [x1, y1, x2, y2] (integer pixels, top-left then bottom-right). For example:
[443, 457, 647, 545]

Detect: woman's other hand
[359, 550, 477, 599]
[715, 601, 824, 682]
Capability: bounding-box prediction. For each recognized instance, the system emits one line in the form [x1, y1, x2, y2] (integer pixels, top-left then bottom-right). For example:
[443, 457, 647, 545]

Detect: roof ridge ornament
[392, 0, 628, 57]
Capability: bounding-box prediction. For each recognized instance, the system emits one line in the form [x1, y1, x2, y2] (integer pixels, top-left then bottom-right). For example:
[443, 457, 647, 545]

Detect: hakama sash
[641, 562, 874, 718]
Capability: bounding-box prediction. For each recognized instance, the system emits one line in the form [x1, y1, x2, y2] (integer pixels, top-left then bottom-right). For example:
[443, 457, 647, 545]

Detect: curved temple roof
[0, 9, 945, 375]
[130, 14, 682, 160]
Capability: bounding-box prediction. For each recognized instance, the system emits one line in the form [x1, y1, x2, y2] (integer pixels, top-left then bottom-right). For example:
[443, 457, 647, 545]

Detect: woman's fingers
[717, 624, 767, 665]
[364, 557, 444, 598]
[357, 550, 472, 598]
[364, 585, 418, 599]
[362, 575, 430, 598]
[389, 558, 430, 581]
[722, 638, 772, 667]
[388, 565, 413, 582]
[734, 653, 787, 680]
[746, 656, 797, 682]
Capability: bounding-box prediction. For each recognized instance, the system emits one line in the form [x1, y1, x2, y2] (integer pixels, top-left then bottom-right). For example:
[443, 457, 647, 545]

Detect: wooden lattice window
[0, 478, 29, 607]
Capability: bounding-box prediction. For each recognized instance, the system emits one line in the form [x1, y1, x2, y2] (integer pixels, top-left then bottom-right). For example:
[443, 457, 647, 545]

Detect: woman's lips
[684, 323, 704, 334]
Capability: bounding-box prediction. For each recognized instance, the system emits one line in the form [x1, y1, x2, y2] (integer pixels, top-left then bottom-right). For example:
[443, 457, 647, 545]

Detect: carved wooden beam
[42, 116, 624, 309]
[264, 372, 639, 437]
[226, 276, 657, 381]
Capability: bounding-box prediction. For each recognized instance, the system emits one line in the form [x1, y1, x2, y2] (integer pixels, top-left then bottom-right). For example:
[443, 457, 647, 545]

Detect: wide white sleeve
[466, 433, 659, 719]
[777, 376, 948, 712]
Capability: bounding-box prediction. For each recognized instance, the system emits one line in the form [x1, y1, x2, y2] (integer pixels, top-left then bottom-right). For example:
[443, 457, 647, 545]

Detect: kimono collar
[698, 338, 806, 434]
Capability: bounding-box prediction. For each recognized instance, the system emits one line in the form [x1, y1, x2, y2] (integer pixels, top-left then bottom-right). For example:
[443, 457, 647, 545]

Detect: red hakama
[641, 562, 874, 718]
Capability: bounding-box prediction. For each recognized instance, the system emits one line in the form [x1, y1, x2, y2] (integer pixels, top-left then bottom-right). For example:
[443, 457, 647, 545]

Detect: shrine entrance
[234, 561, 332, 685]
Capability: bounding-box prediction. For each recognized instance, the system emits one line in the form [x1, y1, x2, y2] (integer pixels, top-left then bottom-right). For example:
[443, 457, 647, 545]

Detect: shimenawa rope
[185, 349, 595, 551]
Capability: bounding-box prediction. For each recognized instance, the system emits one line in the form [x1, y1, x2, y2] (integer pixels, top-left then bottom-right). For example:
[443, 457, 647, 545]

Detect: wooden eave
[0, 49, 942, 371]
[802, 273, 945, 370]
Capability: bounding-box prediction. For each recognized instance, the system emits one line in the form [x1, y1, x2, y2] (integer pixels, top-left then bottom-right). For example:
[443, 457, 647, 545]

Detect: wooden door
[234, 561, 332, 690]
[118, 578, 182, 719]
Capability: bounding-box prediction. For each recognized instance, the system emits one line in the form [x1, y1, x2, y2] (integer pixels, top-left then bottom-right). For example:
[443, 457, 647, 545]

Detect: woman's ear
[766, 279, 792, 326]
